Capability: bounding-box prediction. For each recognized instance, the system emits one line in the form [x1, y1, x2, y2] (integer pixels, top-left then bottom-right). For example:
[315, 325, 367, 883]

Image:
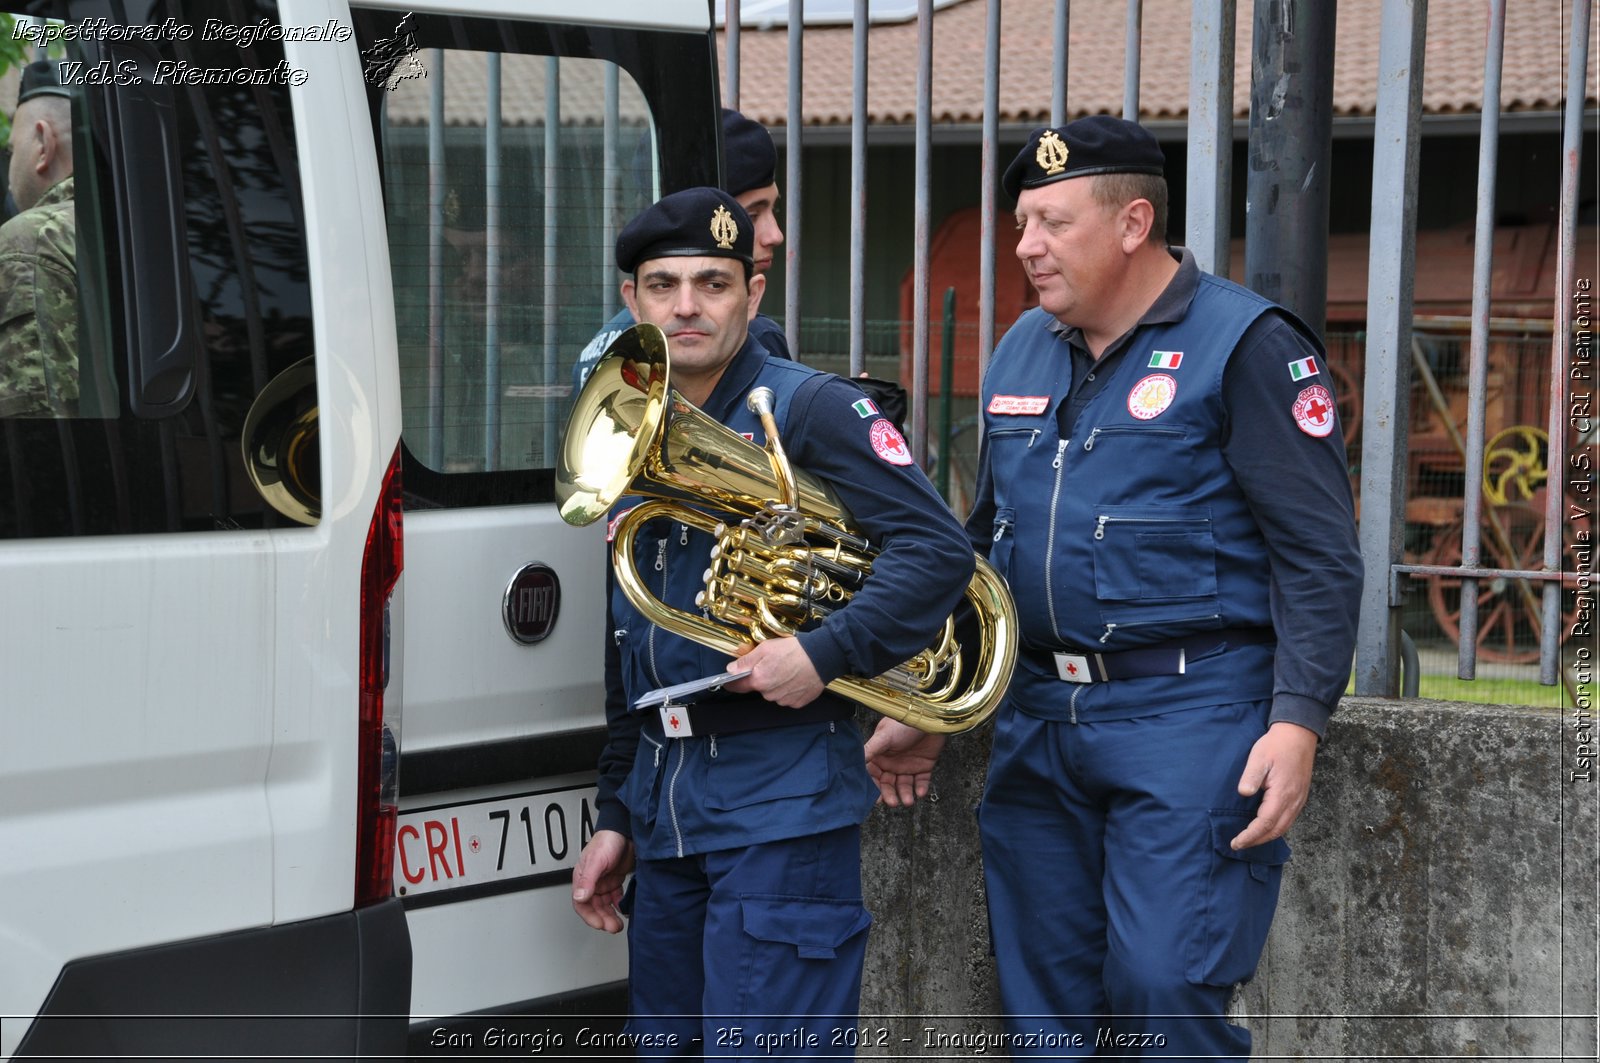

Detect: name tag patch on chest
[988, 394, 1050, 415]
[1127, 374, 1177, 420]
[1292, 384, 1337, 437]
[870, 419, 915, 465]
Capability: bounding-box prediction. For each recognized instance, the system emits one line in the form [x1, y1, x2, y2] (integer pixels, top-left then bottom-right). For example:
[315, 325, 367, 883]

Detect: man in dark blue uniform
[570, 187, 973, 1057]
[867, 117, 1361, 1058]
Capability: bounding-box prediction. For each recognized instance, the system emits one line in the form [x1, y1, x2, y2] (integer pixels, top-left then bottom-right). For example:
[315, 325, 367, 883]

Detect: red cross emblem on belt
[1053, 652, 1094, 683]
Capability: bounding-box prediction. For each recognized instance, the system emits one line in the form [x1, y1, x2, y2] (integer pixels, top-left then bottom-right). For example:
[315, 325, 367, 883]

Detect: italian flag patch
[1148, 350, 1183, 369]
[1288, 356, 1320, 381]
[852, 397, 880, 418]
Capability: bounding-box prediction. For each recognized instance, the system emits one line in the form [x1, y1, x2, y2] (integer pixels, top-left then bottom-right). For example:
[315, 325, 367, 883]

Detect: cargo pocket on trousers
[1187, 810, 1291, 988]
[741, 895, 873, 960]
[736, 896, 873, 1018]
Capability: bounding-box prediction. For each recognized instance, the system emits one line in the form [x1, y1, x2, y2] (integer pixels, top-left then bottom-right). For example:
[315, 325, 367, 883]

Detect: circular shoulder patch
[1127, 373, 1177, 420]
[869, 419, 914, 466]
[1292, 384, 1337, 438]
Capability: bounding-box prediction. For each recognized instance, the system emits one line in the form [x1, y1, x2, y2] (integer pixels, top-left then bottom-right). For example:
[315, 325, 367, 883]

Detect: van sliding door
[349, 1, 719, 1033]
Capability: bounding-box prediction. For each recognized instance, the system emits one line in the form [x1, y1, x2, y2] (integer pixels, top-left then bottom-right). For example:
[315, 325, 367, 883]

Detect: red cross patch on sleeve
[869, 419, 914, 465]
[1292, 384, 1336, 438]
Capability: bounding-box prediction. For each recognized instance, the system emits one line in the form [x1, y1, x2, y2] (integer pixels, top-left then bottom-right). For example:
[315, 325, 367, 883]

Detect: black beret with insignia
[721, 108, 777, 197]
[17, 59, 70, 105]
[1002, 115, 1165, 201]
[615, 186, 755, 275]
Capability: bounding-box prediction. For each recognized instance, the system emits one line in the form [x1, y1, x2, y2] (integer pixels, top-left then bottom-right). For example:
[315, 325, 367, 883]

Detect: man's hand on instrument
[863, 718, 946, 807]
[1231, 721, 1318, 850]
[725, 637, 824, 707]
[571, 829, 634, 934]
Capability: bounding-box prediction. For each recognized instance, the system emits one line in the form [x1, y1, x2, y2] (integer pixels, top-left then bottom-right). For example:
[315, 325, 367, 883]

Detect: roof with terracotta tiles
[721, 0, 1599, 127]
[7, 4, 1580, 131]
[381, 51, 654, 127]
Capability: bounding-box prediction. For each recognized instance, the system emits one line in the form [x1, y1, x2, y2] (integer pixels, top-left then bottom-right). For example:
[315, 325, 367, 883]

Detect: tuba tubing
[613, 499, 1018, 734]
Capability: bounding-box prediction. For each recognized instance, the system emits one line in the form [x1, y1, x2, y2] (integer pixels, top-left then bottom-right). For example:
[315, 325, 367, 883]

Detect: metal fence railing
[729, 0, 1594, 706]
[795, 312, 1591, 705]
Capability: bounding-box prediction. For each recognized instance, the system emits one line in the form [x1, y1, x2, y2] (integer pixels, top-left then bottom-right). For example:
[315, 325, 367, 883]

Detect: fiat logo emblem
[502, 563, 561, 645]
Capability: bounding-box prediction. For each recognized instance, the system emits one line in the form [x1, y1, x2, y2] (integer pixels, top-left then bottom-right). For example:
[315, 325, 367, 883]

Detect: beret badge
[615, 187, 754, 273]
[1036, 130, 1070, 177]
[710, 204, 740, 250]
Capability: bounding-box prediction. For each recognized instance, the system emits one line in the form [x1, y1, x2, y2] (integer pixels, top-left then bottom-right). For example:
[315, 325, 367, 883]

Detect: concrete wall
[858, 698, 1599, 1060]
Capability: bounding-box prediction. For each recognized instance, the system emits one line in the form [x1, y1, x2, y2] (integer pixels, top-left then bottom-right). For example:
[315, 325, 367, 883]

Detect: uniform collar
[697, 331, 767, 420]
[29, 175, 73, 213]
[1046, 246, 1200, 355]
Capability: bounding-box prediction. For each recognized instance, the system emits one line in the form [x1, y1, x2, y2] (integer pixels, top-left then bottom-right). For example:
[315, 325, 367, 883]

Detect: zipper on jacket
[647, 538, 668, 687]
[1069, 684, 1082, 724]
[667, 740, 687, 857]
[1082, 425, 1186, 452]
[1044, 439, 1071, 642]
[992, 426, 1042, 448]
[1094, 513, 1202, 541]
[1099, 613, 1223, 644]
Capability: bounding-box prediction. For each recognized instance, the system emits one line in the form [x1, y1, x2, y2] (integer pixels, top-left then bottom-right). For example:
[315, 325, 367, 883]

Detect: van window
[351, 9, 719, 510]
[0, 1, 316, 538]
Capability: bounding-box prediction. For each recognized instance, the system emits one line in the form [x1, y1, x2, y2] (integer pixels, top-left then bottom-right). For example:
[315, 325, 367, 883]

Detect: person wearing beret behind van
[569, 186, 971, 1058]
[574, 108, 788, 390]
[865, 116, 1361, 1059]
[572, 107, 908, 431]
[0, 59, 77, 418]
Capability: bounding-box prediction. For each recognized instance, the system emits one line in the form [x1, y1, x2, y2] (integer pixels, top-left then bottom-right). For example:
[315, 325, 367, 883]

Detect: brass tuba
[556, 324, 1018, 735]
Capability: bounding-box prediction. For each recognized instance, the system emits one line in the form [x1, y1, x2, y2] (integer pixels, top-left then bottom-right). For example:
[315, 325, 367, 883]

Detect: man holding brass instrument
[867, 117, 1361, 1059]
[567, 186, 973, 1055]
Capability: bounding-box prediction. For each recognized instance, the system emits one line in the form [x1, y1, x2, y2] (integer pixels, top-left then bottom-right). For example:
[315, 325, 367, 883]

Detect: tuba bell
[242, 356, 321, 526]
[556, 324, 1018, 735]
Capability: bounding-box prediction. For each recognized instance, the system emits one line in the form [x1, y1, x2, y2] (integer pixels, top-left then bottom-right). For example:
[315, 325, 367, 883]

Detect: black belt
[651, 693, 855, 738]
[1022, 628, 1276, 684]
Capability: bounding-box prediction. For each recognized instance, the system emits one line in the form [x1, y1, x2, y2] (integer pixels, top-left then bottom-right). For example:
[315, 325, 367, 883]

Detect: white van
[0, 0, 719, 1056]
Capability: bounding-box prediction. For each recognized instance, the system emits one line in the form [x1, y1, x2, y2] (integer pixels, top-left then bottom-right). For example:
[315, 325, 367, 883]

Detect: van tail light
[355, 445, 404, 907]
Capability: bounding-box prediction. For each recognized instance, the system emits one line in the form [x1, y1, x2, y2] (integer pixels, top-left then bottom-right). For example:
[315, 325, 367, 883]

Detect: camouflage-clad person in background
[0, 59, 77, 418]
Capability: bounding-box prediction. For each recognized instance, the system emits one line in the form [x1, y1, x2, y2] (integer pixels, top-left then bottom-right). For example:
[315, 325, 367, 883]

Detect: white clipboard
[631, 669, 744, 711]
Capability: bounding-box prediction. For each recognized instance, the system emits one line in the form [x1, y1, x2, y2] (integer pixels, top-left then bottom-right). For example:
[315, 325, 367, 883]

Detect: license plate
[394, 786, 599, 898]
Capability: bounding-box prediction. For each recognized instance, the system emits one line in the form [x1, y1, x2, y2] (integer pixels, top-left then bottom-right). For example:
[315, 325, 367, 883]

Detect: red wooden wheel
[1423, 506, 1580, 664]
[1327, 358, 1361, 448]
